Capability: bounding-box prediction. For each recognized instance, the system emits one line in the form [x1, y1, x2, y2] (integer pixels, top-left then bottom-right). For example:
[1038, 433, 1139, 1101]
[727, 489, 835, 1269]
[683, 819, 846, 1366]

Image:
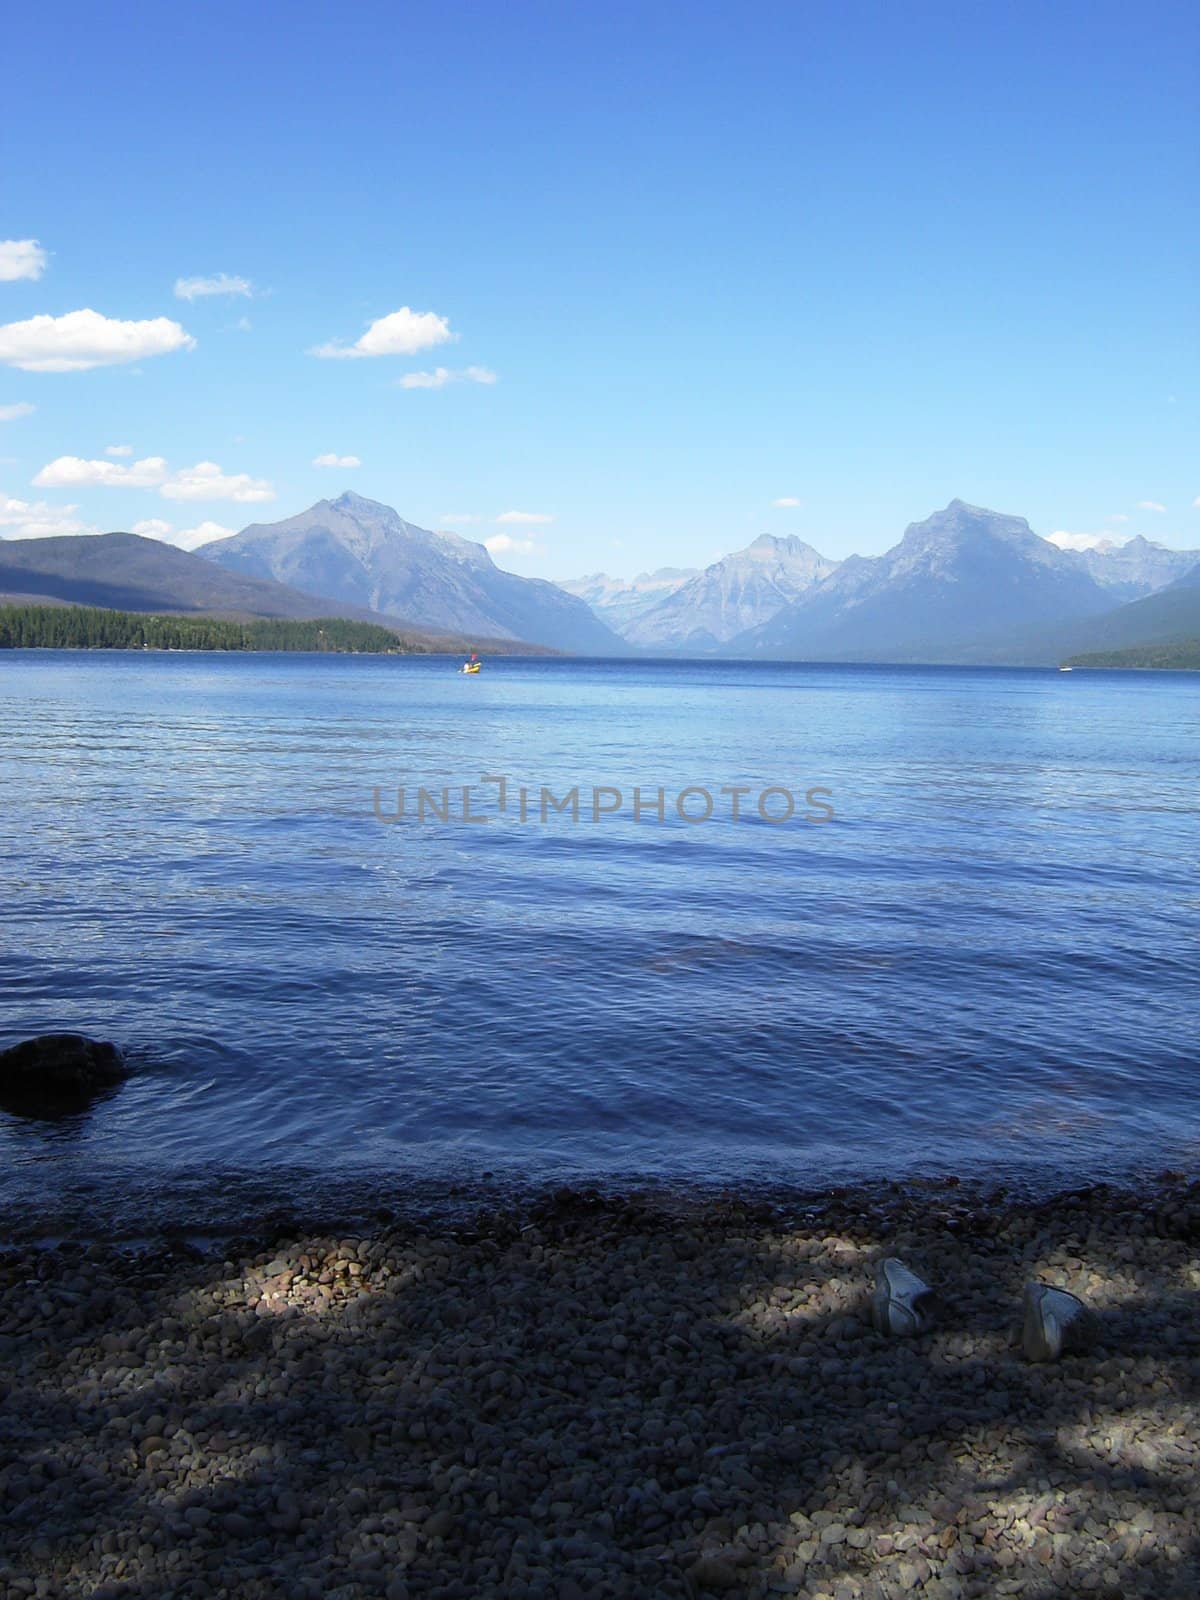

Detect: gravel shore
[2, 1176, 1198, 1600]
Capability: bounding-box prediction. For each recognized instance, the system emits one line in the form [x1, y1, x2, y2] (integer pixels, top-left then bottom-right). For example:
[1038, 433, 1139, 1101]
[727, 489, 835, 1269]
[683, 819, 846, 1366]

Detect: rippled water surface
[1, 652, 1197, 1232]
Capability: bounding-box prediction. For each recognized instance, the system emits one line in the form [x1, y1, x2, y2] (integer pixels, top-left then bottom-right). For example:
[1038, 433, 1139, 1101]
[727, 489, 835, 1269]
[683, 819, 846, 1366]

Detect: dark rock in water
[0, 1033, 128, 1116]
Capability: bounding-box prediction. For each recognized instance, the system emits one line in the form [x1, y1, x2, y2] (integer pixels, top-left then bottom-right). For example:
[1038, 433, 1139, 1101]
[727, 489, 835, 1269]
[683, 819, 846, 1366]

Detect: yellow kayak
[461, 661, 481, 674]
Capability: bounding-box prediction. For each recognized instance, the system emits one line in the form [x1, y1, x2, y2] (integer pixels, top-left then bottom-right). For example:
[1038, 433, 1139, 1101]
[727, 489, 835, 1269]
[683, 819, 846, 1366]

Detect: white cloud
[174, 273, 253, 302]
[1047, 530, 1129, 552]
[34, 454, 169, 489]
[398, 368, 452, 390]
[0, 495, 95, 539]
[0, 240, 48, 282]
[105, 444, 133, 456]
[771, 496, 802, 508]
[1194, 495, 1200, 509]
[131, 517, 236, 552]
[313, 452, 361, 468]
[176, 519, 235, 550]
[1106, 513, 1129, 524]
[159, 461, 275, 503]
[32, 453, 274, 503]
[398, 364, 496, 389]
[0, 401, 35, 421]
[175, 519, 235, 550]
[312, 306, 453, 360]
[0, 309, 195, 372]
[1137, 500, 1166, 513]
[486, 533, 538, 557]
[497, 509, 555, 525]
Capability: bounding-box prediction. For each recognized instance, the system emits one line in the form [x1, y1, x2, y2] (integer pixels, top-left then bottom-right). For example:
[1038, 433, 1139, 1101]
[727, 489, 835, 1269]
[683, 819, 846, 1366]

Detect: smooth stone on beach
[686, 1553, 746, 1590]
[0, 1033, 128, 1112]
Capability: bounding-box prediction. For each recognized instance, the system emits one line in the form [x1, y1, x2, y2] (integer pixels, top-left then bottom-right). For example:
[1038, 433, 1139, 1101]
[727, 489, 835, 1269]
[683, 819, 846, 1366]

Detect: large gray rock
[0, 1033, 128, 1115]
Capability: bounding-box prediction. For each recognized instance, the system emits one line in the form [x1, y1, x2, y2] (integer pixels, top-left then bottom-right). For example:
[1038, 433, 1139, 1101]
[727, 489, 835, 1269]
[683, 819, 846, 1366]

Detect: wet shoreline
[4, 1155, 1199, 1252]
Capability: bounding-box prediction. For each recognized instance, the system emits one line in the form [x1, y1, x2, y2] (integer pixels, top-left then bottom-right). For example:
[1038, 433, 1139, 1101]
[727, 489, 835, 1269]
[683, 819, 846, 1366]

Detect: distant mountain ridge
[0, 532, 544, 653]
[1043, 556, 1200, 662]
[1065, 535, 1200, 602]
[624, 534, 840, 649]
[555, 568, 699, 634]
[556, 506, 1199, 663]
[6, 498, 1196, 666]
[555, 535, 839, 651]
[731, 501, 1116, 662]
[201, 492, 625, 654]
[0, 532, 387, 622]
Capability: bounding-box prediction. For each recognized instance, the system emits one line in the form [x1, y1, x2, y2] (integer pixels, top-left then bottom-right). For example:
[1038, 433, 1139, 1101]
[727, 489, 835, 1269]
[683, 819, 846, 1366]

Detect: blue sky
[1, 0, 1196, 574]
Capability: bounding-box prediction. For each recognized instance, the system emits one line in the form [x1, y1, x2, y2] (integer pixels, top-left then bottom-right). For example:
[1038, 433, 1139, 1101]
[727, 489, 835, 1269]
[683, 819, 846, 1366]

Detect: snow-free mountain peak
[1064, 533, 1200, 601]
[554, 567, 701, 635]
[732, 501, 1118, 661]
[200, 496, 624, 652]
[618, 533, 840, 649]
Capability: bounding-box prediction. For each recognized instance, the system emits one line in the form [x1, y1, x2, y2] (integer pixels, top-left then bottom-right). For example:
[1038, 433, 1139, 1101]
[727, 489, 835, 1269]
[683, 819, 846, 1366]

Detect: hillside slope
[203, 493, 626, 653]
[0, 533, 543, 653]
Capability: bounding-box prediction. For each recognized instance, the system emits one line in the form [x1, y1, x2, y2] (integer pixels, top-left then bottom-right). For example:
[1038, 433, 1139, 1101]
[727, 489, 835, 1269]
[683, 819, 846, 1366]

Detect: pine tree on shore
[0, 605, 433, 655]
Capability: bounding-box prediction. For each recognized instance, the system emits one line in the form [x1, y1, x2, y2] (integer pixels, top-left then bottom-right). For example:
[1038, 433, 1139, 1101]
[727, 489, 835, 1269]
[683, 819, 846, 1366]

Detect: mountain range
[1040, 558, 1200, 662]
[0, 532, 384, 622]
[730, 502, 1120, 661]
[556, 568, 700, 635]
[557, 502, 1200, 664]
[618, 535, 839, 650]
[2, 494, 1198, 665]
[1062, 535, 1200, 603]
[556, 536, 840, 648]
[0, 531, 546, 654]
[200, 493, 624, 655]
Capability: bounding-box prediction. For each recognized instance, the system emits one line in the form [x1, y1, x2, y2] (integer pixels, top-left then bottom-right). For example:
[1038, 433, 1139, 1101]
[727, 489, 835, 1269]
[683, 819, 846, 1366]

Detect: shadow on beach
[2, 1179, 1198, 1599]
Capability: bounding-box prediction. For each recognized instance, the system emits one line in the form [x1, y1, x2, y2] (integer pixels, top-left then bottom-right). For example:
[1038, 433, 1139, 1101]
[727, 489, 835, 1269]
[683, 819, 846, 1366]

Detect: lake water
[1, 652, 1197, 1236]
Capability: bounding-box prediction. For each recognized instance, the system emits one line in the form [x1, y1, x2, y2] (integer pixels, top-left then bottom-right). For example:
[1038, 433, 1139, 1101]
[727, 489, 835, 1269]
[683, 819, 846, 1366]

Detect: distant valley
[556, 568, 700, 636]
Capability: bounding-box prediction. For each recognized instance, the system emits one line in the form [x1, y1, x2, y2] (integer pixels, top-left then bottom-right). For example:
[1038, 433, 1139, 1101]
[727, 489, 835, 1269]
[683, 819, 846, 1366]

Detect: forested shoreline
[0, 605, 429, 654]
[1065, 639, 1200, 671]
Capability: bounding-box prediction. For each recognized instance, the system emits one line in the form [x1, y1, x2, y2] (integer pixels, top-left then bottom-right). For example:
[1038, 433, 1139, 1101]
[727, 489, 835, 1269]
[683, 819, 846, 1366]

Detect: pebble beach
[2, 1176, 1198, 1600]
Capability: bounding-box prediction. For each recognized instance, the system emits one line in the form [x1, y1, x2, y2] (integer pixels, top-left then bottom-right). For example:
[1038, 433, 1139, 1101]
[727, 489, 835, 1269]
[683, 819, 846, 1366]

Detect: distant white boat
[1058, 666, 1073, 672]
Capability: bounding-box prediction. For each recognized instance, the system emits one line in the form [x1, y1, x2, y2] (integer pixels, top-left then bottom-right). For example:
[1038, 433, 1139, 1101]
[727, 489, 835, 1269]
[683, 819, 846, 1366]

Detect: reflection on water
[0, 652, 1198, 1233]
